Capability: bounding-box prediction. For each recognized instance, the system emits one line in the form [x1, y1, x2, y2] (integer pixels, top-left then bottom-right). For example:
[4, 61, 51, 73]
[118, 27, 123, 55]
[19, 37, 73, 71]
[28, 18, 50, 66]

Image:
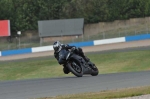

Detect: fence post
[82, 34, 84, 41]
[40, 37, 43, 46]
[15, 37, 18, 49]
[18, 36, 21, 48]
[88, 35, 90, 41]
[17, 31, 21, 49]
[119, 31, 120, 37]
[61, 30, 64, 43]
[7, 45, 10, 50]
[146, 20, 149, 34]
[125, 29, 127, 36]
[61, 34, 63, 43]
[147, 24, 149, 34]
[72, 36, 74, 43]
[103, 32, 105, 39]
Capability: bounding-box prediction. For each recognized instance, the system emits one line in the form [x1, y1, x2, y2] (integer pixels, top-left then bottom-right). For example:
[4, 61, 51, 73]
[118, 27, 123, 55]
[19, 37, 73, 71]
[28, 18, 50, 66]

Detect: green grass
[37, 86, 150, 99]
[0, 58, 65, 80]
[91, 51, 150, 73]
[0, 50, 150, 81]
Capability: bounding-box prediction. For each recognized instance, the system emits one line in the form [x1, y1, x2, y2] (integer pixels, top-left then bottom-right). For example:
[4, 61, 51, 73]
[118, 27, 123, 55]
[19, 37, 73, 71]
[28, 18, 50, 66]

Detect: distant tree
[0, 0, 150, 34]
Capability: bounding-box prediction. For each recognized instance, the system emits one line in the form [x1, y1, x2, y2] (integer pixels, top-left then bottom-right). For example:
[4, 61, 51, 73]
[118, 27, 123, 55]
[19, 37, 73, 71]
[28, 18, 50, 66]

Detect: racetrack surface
[0, 71, 150, 99]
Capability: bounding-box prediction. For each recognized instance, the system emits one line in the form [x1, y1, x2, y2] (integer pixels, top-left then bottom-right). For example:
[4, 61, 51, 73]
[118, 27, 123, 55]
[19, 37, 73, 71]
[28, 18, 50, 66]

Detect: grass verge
[0, 50, 150, 81]
[37, 86, 150, 99]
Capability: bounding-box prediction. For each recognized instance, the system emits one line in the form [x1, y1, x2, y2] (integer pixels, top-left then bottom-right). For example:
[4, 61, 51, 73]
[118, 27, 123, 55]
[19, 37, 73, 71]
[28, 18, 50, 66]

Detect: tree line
[0, 0, 150, 35]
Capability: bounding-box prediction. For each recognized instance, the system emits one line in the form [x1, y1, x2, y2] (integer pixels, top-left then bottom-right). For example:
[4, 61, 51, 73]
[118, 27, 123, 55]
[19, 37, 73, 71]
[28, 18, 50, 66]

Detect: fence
[0, 29, 149, 51]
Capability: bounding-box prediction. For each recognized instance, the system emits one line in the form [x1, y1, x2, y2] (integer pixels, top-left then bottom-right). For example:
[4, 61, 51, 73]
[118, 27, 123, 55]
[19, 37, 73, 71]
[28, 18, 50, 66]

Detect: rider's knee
[58, 59, 64, 65]
[78, 47, 82, 52]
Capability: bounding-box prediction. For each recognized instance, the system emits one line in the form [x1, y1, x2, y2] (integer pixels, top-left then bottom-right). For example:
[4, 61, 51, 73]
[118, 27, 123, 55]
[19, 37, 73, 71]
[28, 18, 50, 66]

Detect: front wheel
[67, 60, 83, 77]
[91, 64, 99, 76]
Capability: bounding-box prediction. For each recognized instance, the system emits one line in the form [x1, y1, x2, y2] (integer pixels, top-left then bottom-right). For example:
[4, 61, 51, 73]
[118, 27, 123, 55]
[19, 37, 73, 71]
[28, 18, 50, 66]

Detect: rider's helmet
[53, 41, 62, 52]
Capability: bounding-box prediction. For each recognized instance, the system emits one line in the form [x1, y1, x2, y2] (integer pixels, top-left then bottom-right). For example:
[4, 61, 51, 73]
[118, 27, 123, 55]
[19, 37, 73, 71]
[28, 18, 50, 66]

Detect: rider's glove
[71, 47, 76, 52]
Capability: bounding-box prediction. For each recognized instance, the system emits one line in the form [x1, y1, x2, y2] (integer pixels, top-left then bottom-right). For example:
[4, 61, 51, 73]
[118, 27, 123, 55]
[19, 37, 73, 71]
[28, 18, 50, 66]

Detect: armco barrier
[94, 37, 125, 45]
[32, 45, 53, 53]
[125, 34, 150, 42]
[1, 34, 150, 57]
[1, 48, 32, 56]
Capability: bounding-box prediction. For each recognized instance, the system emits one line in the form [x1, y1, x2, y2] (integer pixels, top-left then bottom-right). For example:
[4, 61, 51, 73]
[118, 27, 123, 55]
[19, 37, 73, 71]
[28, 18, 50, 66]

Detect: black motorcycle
[58, 48, 99, 77]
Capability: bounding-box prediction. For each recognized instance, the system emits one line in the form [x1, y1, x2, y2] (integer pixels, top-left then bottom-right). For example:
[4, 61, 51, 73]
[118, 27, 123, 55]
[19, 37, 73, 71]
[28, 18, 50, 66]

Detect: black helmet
[53, 41, 62, 52]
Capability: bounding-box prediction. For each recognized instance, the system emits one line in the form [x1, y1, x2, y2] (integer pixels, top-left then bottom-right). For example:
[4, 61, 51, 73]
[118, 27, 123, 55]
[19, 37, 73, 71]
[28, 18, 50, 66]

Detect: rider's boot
[77, 48, 96, 70]
[63, 66, 70, 74]
[83, 56, 97, 70]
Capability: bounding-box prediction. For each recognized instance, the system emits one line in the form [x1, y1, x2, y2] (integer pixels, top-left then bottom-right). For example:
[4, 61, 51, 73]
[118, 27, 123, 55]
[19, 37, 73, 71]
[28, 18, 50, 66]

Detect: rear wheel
[67, 60, 83, 77]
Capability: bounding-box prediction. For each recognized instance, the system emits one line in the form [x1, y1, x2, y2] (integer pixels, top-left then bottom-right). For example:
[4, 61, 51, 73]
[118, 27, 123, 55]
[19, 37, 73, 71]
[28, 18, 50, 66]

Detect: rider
[53, 41, 90, 74]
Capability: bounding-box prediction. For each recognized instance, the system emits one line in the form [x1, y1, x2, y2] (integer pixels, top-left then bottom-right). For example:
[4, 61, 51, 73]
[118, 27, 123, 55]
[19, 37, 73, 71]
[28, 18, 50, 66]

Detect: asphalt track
[0, 71, 150, 99]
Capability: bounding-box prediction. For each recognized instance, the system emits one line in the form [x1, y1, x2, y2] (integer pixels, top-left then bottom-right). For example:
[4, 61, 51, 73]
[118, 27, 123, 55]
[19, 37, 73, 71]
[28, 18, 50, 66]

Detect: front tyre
[91, 64, 99, 76]
[67, 60, 83, 77]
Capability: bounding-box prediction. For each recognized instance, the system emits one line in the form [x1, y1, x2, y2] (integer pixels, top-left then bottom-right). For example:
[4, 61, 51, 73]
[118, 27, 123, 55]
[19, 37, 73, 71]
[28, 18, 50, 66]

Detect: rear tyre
[67, 60, 83, 77]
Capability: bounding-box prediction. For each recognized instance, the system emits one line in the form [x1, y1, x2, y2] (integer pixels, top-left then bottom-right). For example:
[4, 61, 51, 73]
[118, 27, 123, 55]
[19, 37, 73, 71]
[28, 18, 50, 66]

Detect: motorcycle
[58, 48, 99, 77]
